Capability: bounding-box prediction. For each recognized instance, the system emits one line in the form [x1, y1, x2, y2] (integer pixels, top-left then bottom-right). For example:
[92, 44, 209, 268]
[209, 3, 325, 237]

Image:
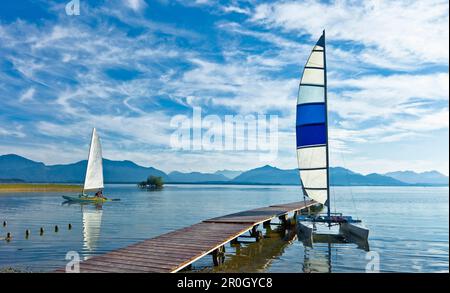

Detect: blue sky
[0, 0, 448, 175]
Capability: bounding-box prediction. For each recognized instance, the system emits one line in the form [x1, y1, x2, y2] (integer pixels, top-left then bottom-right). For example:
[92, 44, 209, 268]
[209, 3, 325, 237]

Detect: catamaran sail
[83, 128, 104, 192]
[296, 32, 369, 244]
[296, 31, 329, 206]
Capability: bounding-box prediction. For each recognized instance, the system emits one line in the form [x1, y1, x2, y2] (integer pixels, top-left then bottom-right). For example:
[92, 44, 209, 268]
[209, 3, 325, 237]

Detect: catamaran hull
[339, 222, 369, 241]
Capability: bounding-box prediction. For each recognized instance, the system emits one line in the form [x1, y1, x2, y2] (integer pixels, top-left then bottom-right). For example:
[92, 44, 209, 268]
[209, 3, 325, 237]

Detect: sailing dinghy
[62, 128, 113, 203]
[295, 31, 369, 244]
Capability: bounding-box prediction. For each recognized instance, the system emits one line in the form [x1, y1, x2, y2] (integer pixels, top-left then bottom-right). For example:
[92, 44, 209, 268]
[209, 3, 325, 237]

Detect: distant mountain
[168, 171, 229, 183]
[384, 170, 449, 185]
[0, 154, 168, 183]
[232, 165, 408, 186]
[232, 165, 298, 185]
[103, 159, 168, 182]
[0, 154, 47, 182]
[330, 167, 407, 186]
[1, 154, 447, 186]
[214, 170, 243, 179]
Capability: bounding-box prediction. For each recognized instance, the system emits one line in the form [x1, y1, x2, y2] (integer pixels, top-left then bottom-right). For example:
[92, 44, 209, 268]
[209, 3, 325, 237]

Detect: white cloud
[392, 108, 449, 132]
[330, 73, 449, 121]
[19, 87, 35, 102]
[252, 0, 449, 66]
[0, 126, 25, 138]
[125, 0, 147, 12]
[168, 57, 298, 113]
[221, 5, 251, 15]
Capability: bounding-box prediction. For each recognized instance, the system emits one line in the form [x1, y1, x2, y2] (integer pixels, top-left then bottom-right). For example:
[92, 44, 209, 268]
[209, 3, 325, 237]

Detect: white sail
[83, 128, 104, 192]
[296, 31, 329, 205]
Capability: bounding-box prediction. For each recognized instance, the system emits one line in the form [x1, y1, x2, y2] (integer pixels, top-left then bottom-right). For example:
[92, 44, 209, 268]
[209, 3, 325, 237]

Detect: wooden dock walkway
[57, 200, 315, 273]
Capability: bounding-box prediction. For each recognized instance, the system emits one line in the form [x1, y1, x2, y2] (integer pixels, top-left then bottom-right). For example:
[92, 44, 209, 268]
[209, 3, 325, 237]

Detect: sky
[0, 0, 448, 175]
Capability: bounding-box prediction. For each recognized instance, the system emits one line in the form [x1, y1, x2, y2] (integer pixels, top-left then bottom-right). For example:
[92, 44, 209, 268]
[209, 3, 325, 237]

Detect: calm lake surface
[0, 185, 448, 272]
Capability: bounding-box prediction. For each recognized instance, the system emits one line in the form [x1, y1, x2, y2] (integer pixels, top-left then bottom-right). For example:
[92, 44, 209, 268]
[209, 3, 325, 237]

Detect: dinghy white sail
[84, 128, 104, 193]
[296, 31, 369, 243]
[62, 128, 112, 203]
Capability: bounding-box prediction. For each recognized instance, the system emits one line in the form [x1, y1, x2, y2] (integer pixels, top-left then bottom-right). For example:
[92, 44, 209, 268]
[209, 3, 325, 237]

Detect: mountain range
[0, 154, 448, 186]
[384, 170, 449, 185]
[0, 154, 168, 183]
[229, 165, 412, 186]
[214, 170, 243, 179]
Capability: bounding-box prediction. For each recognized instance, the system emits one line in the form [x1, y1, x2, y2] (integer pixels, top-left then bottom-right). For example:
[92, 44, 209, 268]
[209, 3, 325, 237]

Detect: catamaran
[62, 128, 112, 203]
[295, 31, 369, 244]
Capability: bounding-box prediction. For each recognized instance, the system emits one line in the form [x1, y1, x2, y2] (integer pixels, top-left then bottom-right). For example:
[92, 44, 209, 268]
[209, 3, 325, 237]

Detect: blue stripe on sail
[296, 124, 327, 147]
[298, 85, 324, 104]
[296, 104, 326, 126]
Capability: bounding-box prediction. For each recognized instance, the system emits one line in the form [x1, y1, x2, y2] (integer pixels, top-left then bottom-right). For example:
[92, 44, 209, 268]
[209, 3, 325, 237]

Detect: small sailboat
[63, 128, 112, 203]
[295, 31, 369, 244]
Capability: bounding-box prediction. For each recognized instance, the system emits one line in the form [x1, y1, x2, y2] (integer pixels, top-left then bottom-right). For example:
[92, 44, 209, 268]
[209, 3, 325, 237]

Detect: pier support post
[278, 214, 288, 226]
[288, 212, 298, 226]
[250, 225, 263, 241]
[264, 222, 273, 233]
[211, 245, 225, 266]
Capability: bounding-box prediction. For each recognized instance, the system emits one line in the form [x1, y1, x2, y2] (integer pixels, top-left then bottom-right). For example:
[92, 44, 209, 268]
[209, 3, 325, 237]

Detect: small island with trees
[138, 176, 164, 190]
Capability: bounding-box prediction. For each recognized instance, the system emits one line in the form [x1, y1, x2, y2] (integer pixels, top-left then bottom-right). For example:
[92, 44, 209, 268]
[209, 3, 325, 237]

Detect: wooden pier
[56, 200, 315, 273]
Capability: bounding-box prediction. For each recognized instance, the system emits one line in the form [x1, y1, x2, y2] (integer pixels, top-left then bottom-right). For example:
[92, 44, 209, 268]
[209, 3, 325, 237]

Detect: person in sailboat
[94, 190, 105, 199]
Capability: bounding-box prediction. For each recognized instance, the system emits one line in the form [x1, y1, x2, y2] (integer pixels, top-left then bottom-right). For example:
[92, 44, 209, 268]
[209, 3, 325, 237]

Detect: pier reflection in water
[199, 219, 369, 273]
[201, 223, 297, 273]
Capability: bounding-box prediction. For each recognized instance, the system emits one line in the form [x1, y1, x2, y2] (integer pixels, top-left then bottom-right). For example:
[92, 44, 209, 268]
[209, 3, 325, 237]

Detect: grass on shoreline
[0, 267, 30, 273]
[0, 183, 82, 193]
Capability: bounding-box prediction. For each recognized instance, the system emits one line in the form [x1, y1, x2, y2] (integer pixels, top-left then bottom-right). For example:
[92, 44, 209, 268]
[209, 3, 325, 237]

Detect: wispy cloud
[251, 0, 449, 66]
[19, 87, 35, 102]
[125, 0, 148, 12]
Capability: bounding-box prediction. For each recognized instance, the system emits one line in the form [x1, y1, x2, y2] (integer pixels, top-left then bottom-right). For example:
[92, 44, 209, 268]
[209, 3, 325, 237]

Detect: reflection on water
[302, 243, 333, 273]
[202, 221, 370, 273]
[62, 201, 104, 259]
[82, 205, 103, 257]
[0, 185, 448, 272]
[204, 224, 297, 273]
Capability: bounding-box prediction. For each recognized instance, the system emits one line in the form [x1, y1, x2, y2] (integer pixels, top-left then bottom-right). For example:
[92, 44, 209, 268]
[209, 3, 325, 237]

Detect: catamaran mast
[322, 30, 331, 223]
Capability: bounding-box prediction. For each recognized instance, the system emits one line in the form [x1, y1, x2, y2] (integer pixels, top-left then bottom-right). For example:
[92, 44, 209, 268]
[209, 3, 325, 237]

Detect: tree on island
[138, 176, 164, 190]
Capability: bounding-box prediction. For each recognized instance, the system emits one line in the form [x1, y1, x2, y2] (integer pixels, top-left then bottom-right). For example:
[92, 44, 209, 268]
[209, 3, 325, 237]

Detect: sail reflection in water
[82, 204, 103, 259]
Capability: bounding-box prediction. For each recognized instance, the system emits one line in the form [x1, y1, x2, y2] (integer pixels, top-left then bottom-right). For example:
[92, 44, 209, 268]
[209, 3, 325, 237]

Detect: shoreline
[0, 183, 82, 194]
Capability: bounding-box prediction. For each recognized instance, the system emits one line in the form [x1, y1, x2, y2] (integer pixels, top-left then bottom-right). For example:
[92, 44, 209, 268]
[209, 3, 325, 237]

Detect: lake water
[0, 185, 448, 272]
